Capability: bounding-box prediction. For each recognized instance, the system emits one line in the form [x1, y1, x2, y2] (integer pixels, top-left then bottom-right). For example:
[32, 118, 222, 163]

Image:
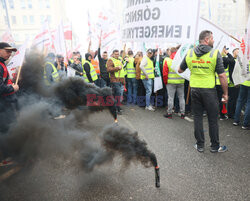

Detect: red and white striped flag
[32, 19, 53, 52]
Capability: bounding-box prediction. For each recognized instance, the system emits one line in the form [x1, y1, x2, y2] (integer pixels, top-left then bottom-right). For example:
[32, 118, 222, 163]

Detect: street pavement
[0, 105, 249, 201]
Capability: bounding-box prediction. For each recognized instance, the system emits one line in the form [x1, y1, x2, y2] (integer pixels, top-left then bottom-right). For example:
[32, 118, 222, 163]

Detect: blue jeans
[110, 82, 123, 111]
[234, 85, 250, 126]
[94, 78, 106, 88]
[142, 79, 153, 107]
[127, 78, 138, 104]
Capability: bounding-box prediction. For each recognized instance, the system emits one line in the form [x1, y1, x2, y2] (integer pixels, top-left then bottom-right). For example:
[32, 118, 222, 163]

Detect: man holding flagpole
[0, 42, 19, 135]
[178, 30, 228, 153]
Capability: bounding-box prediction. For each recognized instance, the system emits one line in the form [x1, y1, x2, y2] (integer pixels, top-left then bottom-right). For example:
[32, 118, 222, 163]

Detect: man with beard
[178, 30, 228, 153]
[0, 42, 19, 166]
[0, 42, 19, 133]
[98, 37, 109, 87]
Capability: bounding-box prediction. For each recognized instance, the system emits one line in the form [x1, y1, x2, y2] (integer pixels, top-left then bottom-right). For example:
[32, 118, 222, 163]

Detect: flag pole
[15, 65, 22, 85]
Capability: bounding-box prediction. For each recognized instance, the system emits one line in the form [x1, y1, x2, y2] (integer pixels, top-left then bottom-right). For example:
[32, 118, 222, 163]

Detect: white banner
[232, 49, 250, 85]
[122, 0, 200, 43]
[154, 50, 163, 92]
[171, 43, 192, 81]
[97, 9, 121, 55]
[67, 67, 75, 77]
[198, 17, 233, 53]
[32, 19, 53, 52]
[54, 21, 67, 57]
[7, 41, 28, 81]
[242, 14, 250, 76]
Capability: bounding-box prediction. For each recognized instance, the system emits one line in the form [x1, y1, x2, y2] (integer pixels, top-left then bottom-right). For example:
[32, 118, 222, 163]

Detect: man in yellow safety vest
[140, 49, 155, 111]
[106, 49, 126, 115]
[178, 30, 228, 153]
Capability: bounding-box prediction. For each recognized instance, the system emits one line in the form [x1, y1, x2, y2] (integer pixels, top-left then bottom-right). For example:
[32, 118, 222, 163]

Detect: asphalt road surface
[0, 105, 249, 201]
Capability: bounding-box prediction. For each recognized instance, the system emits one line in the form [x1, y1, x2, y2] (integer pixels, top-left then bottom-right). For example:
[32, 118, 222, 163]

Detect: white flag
[198, 17, 232, 53]
[242, 14, 250, 77]
[7, 41, 28, 81]
[97, 9, 121, 55]
[32, 19, 53, 52]
[171, 43, 193, 81]
[54, 21, 67, 57]
[67, 67, 75, 77]
[154, 50, 163, 93]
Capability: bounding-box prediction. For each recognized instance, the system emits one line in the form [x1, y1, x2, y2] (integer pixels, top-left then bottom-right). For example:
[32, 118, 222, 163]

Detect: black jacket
[97, 48, 109, 80]
[0, 57, 14, 97]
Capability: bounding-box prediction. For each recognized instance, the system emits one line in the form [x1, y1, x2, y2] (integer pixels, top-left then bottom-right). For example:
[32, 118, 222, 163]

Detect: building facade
[0, 0, 66, 45]
[200, 0, 249, 36]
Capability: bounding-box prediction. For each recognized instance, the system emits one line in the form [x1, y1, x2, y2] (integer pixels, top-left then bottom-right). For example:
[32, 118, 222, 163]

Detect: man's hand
[12, 84, 19, 92]
[222, 94, 228, 104]
[145, 75, 149, 80]
[118, 66, 122, 70]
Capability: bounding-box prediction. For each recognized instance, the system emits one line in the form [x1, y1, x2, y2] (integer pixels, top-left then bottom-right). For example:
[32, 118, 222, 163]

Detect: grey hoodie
[180, 44, 225, 74]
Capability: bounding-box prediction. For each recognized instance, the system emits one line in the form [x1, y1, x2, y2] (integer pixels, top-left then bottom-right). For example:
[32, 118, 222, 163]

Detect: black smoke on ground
[0, 51, 157, 187]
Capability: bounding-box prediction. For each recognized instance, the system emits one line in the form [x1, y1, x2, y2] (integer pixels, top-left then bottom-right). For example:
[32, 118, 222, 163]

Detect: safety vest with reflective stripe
[110, 57, 126, 78]
[164, 57, 184, 84]
[126, 57, 136, 78]
[141, 56, 155, 79]
[186, 49, 218, 88]
[44, 62, 60, 86]
[215, 56, 230, 85]
[82, 60, 98, 82]
[91, 59, 100, 75]
[242, 60, 250, 87]
[118, 56, 127, 76]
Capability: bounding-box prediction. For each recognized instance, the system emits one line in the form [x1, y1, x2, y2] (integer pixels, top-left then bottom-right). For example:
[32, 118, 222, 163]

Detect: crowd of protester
[43, 37, 249, 130]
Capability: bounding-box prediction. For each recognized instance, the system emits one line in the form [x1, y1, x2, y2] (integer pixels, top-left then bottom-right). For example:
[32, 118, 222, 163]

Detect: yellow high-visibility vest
[186, 49, 218, 88]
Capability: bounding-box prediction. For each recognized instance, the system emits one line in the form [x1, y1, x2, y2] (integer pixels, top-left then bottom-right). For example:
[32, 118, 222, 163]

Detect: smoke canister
[155, 166, 160, 188]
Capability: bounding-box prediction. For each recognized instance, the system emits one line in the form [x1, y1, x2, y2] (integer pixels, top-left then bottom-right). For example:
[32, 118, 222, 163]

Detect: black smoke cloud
[0, 52, 157, 182]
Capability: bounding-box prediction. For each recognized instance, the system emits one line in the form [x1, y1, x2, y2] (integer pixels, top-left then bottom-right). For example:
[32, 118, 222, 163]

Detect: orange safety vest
[91, 59, 100, 75]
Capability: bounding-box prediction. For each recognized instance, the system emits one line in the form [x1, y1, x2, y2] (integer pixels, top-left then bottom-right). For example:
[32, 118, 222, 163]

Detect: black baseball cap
[0, 42, 17, 51]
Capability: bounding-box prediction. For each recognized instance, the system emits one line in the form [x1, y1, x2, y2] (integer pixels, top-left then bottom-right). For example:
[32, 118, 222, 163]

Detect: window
[11, 16, 16, 24]
[0, 0, 6, 9]
[4, 16, 8, 25]
[13, 34, 19, 41]
[27, 0, 32, 8]
[40, 15, 45, 24]
[20, 0, 25, 9]
[38, 0, 43, 9]
[29, 15, 34, 24]
[8, 0, 14, 9]
[45, 0, 50, 8]
[47, 15, 51, 23]
[23, 15, 28, 24]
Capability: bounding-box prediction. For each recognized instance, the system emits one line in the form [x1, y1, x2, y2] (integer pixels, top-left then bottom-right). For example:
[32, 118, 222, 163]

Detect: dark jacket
[222, 53, 235, 84]
[83, 53, 93, 83]
[0, 57, 14, 97]
[97, 48, 109, 80]
[70, 63, 83, 76]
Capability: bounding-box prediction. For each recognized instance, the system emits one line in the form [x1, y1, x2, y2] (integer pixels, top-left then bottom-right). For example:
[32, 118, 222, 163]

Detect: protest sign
[122, 0, 200, 43]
